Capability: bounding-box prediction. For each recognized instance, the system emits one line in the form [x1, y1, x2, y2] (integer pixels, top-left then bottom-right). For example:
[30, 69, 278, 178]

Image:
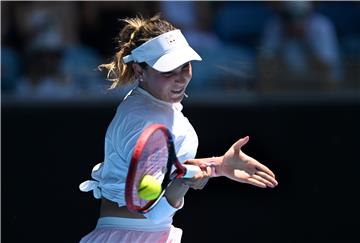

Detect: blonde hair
[99, 14, 176, 89]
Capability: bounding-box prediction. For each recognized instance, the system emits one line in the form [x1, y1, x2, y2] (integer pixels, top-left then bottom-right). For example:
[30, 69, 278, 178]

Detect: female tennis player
[79, 15, 278, 243]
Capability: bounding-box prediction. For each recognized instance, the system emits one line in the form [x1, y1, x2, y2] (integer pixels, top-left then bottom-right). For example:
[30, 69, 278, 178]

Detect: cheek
[154, 78, 173, 93]
[186, 72, 192, 82]
[164, 80, 176, 92]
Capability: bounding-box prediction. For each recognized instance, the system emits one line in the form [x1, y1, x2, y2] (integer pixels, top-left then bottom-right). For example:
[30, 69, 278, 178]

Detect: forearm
[143, 180, 188, 223]
[143, 179, 190, 223]
[164, 179, 190, 208]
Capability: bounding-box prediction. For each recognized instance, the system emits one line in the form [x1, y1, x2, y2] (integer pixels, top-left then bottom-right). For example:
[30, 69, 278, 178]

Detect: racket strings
[132, 130, 169, 207]
[143, 146, 168, 180]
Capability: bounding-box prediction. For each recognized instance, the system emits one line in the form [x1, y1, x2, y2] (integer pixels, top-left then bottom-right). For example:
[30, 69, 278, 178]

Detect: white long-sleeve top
[80, 86, 198, 223]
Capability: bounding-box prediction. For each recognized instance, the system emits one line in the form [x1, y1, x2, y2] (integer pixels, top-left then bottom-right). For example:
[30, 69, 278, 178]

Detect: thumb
[232, 136, 249, 154]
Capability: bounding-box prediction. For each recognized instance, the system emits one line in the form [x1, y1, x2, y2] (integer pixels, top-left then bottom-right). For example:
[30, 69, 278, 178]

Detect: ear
[132, 63, 144, 81]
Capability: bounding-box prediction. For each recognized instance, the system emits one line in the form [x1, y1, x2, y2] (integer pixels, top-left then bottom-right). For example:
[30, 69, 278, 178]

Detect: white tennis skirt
[80, 217, 183, 243]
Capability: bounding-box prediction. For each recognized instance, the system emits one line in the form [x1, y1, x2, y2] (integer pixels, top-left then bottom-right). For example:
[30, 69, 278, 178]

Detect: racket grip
[182, 164, 201, 178]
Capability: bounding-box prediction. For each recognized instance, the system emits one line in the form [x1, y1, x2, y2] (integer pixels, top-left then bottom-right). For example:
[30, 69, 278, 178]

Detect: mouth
[171, 87, 185, 95]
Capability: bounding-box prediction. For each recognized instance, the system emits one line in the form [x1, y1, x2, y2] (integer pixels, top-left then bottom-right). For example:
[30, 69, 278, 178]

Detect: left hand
[218, 136, 278, 188]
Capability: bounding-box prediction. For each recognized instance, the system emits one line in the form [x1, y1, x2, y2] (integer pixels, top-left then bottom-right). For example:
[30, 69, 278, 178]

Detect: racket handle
[182, 164, 201, 178]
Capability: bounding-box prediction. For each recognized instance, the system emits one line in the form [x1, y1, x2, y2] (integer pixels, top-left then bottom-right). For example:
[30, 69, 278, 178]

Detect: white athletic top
[80, 86, 198, 224]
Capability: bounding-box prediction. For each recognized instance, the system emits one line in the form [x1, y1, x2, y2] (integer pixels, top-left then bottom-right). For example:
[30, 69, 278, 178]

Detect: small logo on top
[165, 34, 176, 46]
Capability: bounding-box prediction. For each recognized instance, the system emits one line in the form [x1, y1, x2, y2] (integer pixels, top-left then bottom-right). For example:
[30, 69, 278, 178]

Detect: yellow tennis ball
[138, 175, 162, 200]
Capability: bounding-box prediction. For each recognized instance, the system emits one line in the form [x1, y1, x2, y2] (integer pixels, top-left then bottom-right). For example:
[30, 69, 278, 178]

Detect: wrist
[210, 156, 223, 177]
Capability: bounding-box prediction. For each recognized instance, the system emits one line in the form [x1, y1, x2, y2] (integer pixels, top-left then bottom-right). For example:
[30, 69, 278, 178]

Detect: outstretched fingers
[246, 178, 267, 188]
[243, 172, 278, 188]
[252, 173, 277, 188]
[255, 162, 276, 178]
[256, 170, 277, 185]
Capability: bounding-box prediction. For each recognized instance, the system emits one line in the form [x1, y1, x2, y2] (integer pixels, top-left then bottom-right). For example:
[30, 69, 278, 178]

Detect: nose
[175, 70, 191, 84]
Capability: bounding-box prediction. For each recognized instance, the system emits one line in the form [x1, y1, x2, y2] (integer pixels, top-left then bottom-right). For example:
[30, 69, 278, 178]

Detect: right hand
[181, 164, 212, 190]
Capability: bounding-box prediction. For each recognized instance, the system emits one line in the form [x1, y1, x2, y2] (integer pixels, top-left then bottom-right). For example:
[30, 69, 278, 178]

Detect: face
[136, 62, 192, 103]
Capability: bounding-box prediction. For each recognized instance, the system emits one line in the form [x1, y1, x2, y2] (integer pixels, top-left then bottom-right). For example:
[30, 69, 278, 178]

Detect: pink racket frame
[125, 124, 186, 213]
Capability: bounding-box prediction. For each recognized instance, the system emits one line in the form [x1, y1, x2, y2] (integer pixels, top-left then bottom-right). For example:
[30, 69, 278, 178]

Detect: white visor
[123, 29, 202, 72]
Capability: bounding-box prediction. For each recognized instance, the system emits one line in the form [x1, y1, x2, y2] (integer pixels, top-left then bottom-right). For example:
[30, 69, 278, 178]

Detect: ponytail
[99, 14, 176, 89]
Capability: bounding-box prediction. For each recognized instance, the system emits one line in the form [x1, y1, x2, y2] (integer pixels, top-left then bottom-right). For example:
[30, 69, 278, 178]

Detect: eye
[161, 71, 174, 78]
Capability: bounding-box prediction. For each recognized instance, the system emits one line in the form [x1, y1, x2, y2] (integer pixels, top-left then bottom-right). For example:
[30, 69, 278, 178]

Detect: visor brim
[146, 46, 202, 72]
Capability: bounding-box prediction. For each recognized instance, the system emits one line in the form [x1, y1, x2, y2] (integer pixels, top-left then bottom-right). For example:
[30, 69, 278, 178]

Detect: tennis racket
[125, 123, 200, 214]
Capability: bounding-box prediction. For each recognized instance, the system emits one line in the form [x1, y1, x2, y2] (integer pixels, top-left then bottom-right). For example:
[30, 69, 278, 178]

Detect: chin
[171, 95, 184, 103]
